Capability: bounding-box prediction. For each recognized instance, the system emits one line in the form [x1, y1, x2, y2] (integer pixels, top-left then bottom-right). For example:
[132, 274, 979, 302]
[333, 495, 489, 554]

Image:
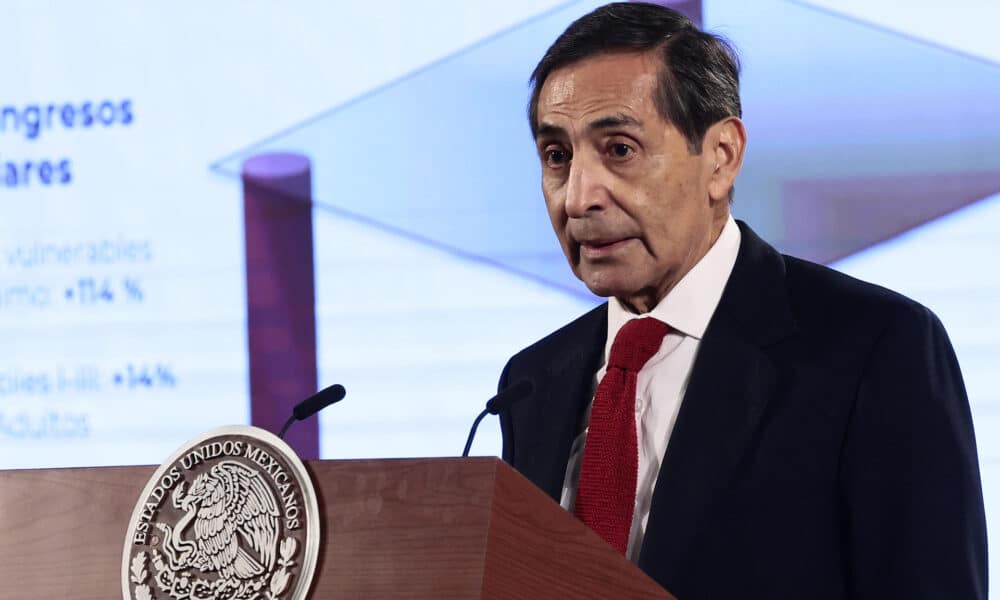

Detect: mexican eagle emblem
[157, 461, 280, 580]
[122, 426, 320, 600]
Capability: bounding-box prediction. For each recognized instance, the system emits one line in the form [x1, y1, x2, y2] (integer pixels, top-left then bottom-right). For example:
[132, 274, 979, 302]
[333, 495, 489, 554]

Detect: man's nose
[564, 157, 611, 218]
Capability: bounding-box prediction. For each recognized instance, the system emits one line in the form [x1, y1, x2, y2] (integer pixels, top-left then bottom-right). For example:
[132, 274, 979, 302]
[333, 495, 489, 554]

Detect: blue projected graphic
[213, 0, 1000, 286]
[213, 1, 607, 298]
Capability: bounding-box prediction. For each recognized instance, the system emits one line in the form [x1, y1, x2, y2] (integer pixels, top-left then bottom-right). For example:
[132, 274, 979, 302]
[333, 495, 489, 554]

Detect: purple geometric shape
[781, 170, 1000, 264]
[638, 0, 702, 27]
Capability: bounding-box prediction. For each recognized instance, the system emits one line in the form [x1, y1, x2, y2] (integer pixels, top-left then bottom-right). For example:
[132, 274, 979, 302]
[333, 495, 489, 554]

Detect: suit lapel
[514, 304, 607, 502]
[639, 222, 797, 575]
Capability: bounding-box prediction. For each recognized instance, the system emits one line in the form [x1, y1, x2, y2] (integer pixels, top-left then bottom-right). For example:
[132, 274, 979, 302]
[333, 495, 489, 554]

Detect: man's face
[535, 51, 731, 313]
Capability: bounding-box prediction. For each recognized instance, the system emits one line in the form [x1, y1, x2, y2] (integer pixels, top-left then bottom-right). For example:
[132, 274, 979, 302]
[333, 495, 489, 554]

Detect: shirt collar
[605, 215, 741, 357]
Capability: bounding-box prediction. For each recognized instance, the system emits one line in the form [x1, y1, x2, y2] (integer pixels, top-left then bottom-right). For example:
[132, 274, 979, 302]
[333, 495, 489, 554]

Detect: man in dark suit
[497, 3, 987, 598]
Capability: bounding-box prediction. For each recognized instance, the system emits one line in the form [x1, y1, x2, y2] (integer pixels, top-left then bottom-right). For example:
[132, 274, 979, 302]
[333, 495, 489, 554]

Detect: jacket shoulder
[782, 254, 940, 335]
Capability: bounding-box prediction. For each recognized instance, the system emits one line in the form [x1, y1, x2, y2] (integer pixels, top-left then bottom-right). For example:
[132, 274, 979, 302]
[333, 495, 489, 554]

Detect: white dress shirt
[560, 215, 742, 562]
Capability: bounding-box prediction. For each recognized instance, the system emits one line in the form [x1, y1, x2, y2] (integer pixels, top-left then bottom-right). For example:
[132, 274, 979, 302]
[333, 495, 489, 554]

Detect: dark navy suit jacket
[498, 222, 987, 599]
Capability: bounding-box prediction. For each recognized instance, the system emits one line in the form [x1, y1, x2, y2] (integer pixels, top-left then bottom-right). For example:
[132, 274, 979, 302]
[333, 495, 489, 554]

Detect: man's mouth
[578, 237, 634, 259]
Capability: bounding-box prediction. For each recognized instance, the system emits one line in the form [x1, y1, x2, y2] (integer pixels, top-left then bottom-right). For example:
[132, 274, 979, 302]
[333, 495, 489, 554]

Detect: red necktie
[574, 317, 669, 554]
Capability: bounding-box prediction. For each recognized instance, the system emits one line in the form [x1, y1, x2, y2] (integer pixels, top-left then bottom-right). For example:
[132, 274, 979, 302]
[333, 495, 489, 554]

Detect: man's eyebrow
[535, 114, 642, 141]
[587, 113, 642, 131]
[535, 123, 565, 140]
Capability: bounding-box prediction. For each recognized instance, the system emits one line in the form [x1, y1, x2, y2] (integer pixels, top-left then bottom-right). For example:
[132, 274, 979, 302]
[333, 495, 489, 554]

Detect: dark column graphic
[242, 153, 319, 458]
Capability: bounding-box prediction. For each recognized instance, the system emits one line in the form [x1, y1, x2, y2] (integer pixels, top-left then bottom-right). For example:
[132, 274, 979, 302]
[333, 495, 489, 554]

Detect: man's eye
[609, 143, 634, 159]
[544, 148, 570, 168]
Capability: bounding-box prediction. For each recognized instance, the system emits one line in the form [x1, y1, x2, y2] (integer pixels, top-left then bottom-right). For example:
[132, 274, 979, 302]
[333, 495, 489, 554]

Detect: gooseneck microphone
[278, 383, 347, 439]
[462, 379, 533, 457]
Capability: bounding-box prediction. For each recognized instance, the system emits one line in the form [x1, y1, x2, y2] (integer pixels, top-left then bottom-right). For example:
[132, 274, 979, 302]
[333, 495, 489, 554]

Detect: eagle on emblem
[157, 460, 281, 581]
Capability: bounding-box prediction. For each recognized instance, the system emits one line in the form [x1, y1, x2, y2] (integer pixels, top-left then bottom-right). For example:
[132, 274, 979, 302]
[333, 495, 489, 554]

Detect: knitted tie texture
[574, 317, 669, 554]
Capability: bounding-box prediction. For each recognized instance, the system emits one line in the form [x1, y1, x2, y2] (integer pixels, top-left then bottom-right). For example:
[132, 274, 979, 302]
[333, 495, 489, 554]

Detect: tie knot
[607, 317, 669, 372]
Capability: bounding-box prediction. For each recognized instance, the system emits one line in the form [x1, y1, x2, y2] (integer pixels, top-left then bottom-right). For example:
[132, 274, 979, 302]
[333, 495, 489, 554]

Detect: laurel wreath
[130, 534, 298, 600]
[130, 552, 153, 600]
[266, 538, 298, 600]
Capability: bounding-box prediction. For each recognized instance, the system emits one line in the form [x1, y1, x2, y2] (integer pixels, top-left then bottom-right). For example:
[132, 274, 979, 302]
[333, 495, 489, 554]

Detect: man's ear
[706, 117, 746, 203]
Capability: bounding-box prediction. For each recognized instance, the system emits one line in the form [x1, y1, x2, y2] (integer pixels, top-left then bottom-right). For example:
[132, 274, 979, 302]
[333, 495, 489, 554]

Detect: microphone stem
[277, 414, 297, 440]
[462, 409, 490, 457]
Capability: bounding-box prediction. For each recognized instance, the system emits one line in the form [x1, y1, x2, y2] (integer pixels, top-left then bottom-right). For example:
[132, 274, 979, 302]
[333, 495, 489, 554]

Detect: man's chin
[575, 257, 647, 295]
[579, 276, 633, 300]
[577, 272, 661, 312]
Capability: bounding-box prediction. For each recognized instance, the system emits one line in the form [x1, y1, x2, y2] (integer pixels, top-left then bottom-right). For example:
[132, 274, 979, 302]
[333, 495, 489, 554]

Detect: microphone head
[293, 383, 347, 421]
[486, 379, 533, 415]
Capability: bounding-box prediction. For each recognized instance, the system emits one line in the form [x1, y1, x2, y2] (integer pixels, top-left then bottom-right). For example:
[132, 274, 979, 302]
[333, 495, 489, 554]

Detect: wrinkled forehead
[536, 52, 661, 131]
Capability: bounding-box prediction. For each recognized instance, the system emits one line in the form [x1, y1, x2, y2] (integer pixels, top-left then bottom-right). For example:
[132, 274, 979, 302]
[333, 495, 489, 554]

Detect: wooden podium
[0, 457, 673, 599]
